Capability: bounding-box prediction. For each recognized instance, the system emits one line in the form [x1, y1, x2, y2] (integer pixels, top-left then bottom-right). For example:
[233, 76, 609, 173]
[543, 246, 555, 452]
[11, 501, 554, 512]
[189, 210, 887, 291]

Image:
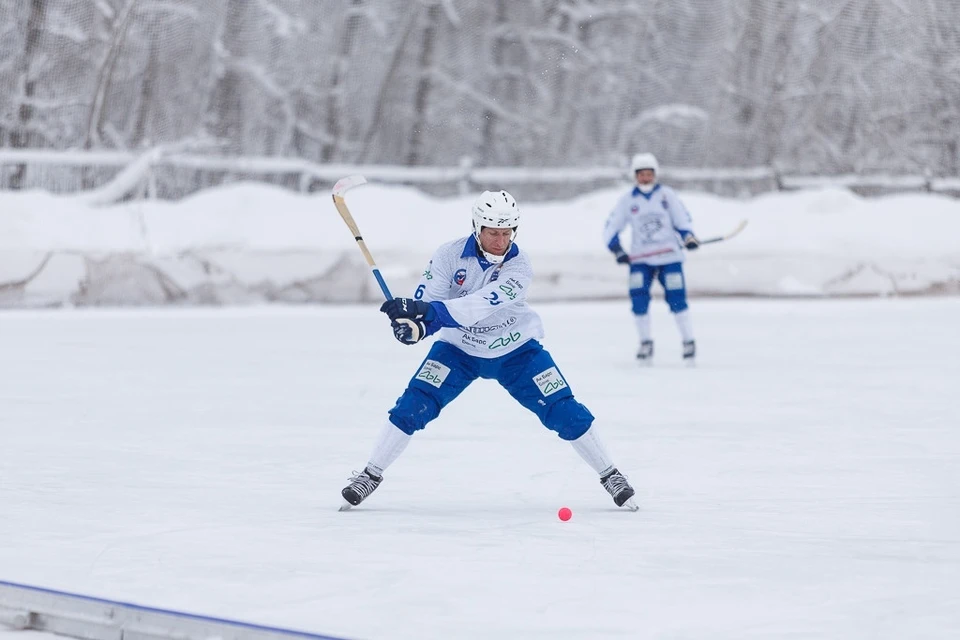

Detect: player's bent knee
[630, 291, 651, 315]
[388, 387, 440, 435]
[544, 397, 594, 441]
[665, 289, 688, 313]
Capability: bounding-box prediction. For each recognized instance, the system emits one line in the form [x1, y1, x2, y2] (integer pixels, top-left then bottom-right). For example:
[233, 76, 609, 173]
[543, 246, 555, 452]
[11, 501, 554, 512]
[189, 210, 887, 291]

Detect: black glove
[680, 231, 700, 250]
[613, 249, 631, 264]
[391, 319, 426, 345]
[380, 298, 436, 322]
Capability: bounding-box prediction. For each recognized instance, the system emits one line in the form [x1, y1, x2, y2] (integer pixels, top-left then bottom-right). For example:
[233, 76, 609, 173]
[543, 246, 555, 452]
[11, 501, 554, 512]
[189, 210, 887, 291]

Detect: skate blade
[338, 500, 354, 512]
[621, 498, 640, 512]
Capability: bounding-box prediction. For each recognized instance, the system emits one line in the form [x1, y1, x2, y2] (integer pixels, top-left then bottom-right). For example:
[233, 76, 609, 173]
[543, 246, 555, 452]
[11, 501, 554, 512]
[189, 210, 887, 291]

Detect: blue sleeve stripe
[427, 301, 460, 335]
[607, 235, 622, 252]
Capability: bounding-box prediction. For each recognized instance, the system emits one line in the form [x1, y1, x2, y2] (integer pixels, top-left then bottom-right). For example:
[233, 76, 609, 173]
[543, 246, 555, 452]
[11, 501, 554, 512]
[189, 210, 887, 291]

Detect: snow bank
[1, 183, 957, 307]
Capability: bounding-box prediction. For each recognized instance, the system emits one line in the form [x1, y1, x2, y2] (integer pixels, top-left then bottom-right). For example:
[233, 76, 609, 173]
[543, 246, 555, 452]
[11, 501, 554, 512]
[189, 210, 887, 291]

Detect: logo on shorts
[533, 367, 567, 397]
[416, 359, 450, 388]
[454, 268, 467, 286]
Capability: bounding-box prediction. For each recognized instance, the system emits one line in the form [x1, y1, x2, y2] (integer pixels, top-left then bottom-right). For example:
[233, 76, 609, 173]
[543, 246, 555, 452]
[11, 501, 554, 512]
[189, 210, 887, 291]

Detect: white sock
[634, 313, 652, 343]
[673, 309, 694, 342]
[570, 426, 615, 475]
[366, 421, 412, 476]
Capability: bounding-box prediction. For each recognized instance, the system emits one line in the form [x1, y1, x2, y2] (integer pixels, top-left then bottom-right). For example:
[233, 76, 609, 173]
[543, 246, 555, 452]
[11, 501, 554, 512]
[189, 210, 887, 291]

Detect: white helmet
[471, 190, 520, 264]
[631, 153, 659, 193]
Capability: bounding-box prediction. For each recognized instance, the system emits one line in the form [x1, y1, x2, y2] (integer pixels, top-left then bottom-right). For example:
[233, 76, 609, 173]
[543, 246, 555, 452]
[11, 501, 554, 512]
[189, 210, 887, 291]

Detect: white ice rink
[2, 298, 959, 639]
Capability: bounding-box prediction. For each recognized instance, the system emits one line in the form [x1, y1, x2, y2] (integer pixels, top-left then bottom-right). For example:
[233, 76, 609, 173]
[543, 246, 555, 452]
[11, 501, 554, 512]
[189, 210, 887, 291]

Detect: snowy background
[2, 182, 959, 307]
[5, 2, 960, 638]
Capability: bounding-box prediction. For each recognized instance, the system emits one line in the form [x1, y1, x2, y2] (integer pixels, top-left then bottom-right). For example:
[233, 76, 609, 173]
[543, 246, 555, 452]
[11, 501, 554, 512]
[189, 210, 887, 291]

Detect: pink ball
[558, 507, 572, 521]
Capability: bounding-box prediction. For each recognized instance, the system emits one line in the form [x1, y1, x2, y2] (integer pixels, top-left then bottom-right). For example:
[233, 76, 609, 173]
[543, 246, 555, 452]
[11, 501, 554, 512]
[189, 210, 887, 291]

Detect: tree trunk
[9, 0, 47, 189]
[405, 3, 440, 166]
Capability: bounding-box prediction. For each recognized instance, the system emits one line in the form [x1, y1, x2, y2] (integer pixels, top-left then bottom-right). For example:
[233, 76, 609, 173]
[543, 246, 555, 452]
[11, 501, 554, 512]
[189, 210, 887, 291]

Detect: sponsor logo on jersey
[639, 216, 663, 241]
[498, 283, 518, 301]
[415, 359, 450, 388]
[465, 316, 517, 334]
[460, 333, 488, 348]
[488, 331, 521, 350]
[533, 367, 567, 397]
[630, 204, 639, 214]
[661, 197, 669, 209]
[453, 268, 467, 285]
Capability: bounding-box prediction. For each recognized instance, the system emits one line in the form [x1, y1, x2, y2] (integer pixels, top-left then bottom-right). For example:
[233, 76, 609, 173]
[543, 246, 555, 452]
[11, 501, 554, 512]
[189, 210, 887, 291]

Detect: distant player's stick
[698, 219, 748, 245]
[628, 247, 674, 261]
[332, 175, 394, 301]
[627, 219, 749, 260]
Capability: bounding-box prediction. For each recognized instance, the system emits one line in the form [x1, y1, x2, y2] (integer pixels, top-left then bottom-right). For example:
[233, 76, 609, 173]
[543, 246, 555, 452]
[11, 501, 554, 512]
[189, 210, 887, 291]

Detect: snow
[0, 633, 59, 640]
[1, 182, 958, 306]
[1, 298, 958, 639]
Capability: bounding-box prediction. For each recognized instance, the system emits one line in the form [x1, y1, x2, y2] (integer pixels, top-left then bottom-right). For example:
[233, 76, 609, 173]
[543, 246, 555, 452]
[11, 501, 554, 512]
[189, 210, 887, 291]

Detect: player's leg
[341, 342, 478, 508]
[658, 262, 695, 364]
[629, 263, 656, 363]
[495, 342, 638, 510]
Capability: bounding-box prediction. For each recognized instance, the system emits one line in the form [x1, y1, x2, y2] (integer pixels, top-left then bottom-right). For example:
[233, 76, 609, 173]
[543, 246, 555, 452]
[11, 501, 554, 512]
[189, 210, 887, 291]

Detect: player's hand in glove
[613, 248, 631, 264]
[391, 319, 425, 345]
[680, 231, 700, 250]
[380, 298, 436, 322]
[381, 298, 436, 345]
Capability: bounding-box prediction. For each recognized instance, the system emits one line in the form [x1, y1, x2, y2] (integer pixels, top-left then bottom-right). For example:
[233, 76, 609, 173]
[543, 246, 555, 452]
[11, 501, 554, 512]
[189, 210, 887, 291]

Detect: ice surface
[1, 299, 958, 639]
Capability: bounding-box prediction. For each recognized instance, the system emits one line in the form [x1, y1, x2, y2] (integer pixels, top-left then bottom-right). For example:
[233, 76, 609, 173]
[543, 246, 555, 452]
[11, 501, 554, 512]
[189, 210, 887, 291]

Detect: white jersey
[413, 235, 544, 358]
[602, 184, 694, 266]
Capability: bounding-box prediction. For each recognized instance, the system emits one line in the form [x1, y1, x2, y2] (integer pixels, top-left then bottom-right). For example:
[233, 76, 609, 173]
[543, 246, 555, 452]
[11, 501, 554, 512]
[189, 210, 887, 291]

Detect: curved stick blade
[333, 175, 367, 197]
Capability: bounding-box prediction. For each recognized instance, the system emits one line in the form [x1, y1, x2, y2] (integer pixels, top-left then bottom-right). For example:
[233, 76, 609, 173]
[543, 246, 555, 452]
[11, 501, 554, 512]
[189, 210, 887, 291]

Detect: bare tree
[3, 0, 960, 193]
[9, 0, 49, 188]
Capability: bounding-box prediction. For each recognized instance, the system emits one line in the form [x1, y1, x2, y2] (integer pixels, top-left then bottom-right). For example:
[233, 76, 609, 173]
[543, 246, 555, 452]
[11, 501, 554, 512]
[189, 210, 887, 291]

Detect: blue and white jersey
[602, 184, 694, 265]
[414, 235, 544, 358]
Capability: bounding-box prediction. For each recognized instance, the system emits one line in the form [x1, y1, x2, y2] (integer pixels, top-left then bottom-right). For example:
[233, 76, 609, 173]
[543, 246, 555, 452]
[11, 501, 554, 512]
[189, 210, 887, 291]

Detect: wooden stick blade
[700, 219, 749, 245]
[725, 219, 748, 239]
[332, 175, 367, 198]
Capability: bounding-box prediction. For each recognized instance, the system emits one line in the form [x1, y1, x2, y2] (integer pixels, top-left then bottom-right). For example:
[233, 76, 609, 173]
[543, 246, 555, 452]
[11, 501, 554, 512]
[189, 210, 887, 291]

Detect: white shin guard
[673, 309, 695, 343]
[570, 426, 615, 475]
[367, 421, 412, 476]
[634, 313, 652, 344]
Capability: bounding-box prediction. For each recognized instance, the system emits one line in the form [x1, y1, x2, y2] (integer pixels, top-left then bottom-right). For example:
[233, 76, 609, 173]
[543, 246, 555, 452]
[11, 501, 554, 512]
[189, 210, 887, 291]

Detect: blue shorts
[388, 340, 594, 440]
[628, 261, 688, 314]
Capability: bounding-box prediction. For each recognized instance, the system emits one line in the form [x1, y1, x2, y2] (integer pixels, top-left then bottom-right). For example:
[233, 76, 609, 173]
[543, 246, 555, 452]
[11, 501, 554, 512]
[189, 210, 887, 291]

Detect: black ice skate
[600, 467, 639, 511]
[339, 467, 383, 511]
[636, 340, 653, 365]
[683, 340, 696, 366]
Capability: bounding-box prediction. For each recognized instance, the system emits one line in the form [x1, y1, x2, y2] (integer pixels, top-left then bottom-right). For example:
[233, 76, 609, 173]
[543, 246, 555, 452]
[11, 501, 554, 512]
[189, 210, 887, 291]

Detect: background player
[603, 152, 700, 365]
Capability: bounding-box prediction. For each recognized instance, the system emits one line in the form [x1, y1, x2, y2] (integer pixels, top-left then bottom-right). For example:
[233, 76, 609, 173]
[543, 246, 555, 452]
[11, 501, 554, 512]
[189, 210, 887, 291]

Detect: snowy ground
[1, 298, 959, 639]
